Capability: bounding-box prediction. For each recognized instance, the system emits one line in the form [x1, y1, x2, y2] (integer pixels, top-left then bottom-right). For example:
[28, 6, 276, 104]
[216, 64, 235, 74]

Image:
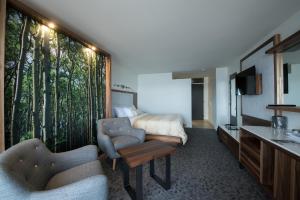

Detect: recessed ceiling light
[48, 22, 56, 29]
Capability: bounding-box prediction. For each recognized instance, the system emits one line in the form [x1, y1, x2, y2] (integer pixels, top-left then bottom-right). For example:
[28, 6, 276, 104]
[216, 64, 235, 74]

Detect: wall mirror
[282, 48, 300, 106]
[229, 73, 237, 126]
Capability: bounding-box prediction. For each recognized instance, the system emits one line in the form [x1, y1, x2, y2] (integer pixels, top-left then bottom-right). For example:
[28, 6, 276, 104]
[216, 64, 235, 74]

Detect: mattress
[130, 113, 188, 144]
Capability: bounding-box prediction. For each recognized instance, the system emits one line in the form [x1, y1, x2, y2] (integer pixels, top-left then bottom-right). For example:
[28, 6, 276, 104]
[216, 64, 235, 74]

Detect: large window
[4, 6, 108, 152]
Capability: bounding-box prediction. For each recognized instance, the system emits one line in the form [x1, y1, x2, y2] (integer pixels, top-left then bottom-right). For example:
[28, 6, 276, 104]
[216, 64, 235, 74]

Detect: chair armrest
[97, 134, 119, 159]
[29, 175, 108, 200]
[125, 128, 145, 142]
[51, 145, 98, 173]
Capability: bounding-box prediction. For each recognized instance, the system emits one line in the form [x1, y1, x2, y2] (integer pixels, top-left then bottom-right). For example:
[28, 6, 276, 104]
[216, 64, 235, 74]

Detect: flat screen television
[283, 63, 289, 94]
[236, 66, 256, 95]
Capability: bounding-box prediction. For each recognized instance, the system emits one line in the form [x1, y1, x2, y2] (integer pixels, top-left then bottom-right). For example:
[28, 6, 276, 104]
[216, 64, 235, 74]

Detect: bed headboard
[111, 89, 137, 108]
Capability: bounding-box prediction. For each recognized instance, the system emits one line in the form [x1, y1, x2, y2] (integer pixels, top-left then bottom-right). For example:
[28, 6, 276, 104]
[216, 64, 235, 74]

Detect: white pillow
[129, 105, 138, 116]
[113, 106, 137, 118]
[123, 107, 135, 117]
[113, 107, 127, 117]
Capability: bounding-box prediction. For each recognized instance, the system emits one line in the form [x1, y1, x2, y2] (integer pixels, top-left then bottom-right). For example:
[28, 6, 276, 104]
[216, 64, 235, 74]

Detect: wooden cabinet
[219, 126, 300, 199]
[240, 127, 300, 200]
[274, 150, 300, 200]
[239, 129, 261, 179]
[218, 127, 239, 160]
[260, 141, 274, 187]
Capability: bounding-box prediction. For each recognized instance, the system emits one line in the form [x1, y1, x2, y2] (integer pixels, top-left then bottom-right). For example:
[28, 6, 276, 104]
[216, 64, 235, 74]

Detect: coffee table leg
[122, 160, 130, 187]
[150, 160, 154, 177]
[149, 155, 171, 190]
[165, 155, 171, 189]
[136, 165, 143, 200]
[121, 160, 144, 200]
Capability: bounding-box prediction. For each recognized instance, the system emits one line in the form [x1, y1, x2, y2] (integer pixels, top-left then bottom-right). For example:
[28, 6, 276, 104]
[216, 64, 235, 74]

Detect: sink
[271, 131, 300, 144]
[287, 132, 300, 143]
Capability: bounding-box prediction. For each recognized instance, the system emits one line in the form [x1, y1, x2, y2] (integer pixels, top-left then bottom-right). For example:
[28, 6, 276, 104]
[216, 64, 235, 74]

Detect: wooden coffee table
[118, 140, 176, 200]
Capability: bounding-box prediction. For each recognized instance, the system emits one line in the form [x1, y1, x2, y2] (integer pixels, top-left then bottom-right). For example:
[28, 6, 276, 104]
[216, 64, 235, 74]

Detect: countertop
[219, 125, 240, 143]
[241, 126, 300, 158]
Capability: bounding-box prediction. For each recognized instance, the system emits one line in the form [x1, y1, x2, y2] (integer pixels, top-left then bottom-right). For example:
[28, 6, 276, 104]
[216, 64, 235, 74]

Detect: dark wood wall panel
[242, 114, 271, 127]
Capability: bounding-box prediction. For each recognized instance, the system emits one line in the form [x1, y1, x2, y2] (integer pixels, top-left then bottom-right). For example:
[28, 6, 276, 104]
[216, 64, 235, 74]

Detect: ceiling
[23, 0, 300, 74]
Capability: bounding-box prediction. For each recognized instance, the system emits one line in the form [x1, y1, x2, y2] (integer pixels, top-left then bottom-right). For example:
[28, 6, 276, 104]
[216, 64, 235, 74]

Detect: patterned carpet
[102, 128, 270, 200]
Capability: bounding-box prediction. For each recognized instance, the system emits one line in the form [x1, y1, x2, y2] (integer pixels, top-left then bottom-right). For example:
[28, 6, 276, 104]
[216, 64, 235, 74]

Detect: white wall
[203, 77, 209, 120]
[138, 73, 192, 127]
[215, 67, 229, 128]
[112, 63, 138, 91]
[207, 71, 216, 128]
[226, 9, 300, 129]
[241, 43, 275, 121]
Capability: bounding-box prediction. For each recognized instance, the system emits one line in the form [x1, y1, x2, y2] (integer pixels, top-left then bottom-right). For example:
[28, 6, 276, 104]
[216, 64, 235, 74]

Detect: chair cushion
[111, 135, 140, 150]
[45, 160, 104, 190]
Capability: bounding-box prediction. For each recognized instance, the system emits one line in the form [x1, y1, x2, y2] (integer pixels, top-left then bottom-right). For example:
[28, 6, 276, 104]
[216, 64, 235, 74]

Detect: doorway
[192, 78, 213, 129]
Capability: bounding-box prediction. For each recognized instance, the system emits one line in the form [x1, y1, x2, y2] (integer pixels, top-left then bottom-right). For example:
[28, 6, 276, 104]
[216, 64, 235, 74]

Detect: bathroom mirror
[229, 73, 237, 126]
[282, 48, 300, 106]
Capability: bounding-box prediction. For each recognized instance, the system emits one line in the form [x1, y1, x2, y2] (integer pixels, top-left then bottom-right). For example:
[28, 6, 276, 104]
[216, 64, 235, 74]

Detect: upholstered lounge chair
[97, 117, 145, 170]
[0, 139, 108, 200]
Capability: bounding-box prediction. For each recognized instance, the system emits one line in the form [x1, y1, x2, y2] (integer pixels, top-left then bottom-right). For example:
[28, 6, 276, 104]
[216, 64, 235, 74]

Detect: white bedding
[130, 113, 188, 144]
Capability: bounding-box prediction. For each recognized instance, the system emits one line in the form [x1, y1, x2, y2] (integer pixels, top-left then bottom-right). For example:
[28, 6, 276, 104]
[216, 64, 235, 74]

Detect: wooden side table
[118, 140, 176, 200]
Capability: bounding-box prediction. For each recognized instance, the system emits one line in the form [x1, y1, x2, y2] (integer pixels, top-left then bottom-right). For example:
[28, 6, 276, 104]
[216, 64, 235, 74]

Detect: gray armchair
[0, 139, 107, 200]
[97, 117, 145, 170]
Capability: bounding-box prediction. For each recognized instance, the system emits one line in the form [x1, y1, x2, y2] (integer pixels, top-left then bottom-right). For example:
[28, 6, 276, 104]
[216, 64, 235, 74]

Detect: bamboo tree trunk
[86, 76, 90, 144]
[67, 80, 70, 149]
[54, 33, 61, 152]
[95, 55, 103, 119]
[100, 56, 105, 118]
[69, 77, 73, 149]
[26, 82, 32, 132]
[42, 29, 52, 143]
[11, 16, 30, 145]
[32, 28, 41, 139]
[88, 55, 94, 144]
[95, 56, 99, 119]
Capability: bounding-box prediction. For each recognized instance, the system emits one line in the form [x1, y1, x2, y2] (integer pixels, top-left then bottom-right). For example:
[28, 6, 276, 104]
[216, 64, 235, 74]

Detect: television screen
[283, 63, 289, 94]
[236, 66, 256, 95]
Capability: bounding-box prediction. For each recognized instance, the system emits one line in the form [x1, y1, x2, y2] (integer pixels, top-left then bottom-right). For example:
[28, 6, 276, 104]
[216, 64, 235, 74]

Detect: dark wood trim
[105, 57, 112, 118]
[255, 74, 262, 95]
[266, 106, 300, 113]
[0, 0, 6, 152]
[242, 114, 271, 127]
[240, 35, 280, 124]
[266, 29, 300, 54]
[240, 36, 277, 63]
[7, 0, 110, 57]
[273, 34, 283, 110]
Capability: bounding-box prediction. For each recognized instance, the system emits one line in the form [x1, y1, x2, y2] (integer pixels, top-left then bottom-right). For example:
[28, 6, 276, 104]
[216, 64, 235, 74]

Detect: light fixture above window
[48, 22, 56, 29]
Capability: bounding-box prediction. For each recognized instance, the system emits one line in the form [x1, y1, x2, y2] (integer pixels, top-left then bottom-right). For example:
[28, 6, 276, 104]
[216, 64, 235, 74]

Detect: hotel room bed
[129, 113, 188, 144]
[111, 90, 188, 144]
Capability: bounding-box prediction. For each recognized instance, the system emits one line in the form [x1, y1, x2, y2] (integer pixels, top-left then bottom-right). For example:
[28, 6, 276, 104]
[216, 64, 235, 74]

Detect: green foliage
[5, 7, 107, 152]
[20, 131, 33, 142]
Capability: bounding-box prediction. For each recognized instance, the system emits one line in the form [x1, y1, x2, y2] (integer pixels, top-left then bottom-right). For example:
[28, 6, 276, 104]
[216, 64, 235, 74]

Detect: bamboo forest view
[5, 7, 107, 152]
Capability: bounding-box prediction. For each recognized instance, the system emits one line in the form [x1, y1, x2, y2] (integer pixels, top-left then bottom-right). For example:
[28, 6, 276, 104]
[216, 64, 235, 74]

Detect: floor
[192, 120, 214, 129]
[102, 128, 270, 200]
